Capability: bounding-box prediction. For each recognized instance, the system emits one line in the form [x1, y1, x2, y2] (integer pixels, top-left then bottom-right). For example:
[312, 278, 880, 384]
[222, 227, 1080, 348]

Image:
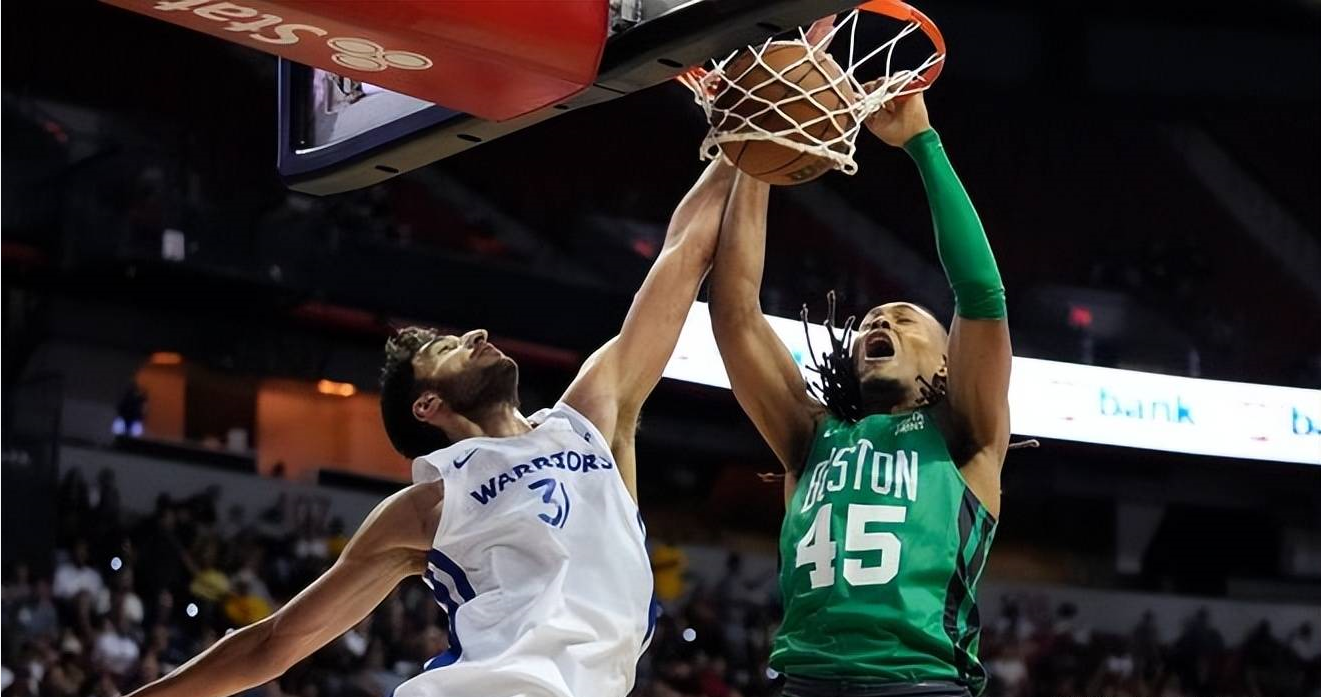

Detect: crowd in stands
[3, 470, 1319, 696]
[643, 549, 1321, 697]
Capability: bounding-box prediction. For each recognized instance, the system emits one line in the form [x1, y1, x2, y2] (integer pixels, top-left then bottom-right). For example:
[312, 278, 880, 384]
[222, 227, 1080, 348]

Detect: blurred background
[3, 1, 1319, 696]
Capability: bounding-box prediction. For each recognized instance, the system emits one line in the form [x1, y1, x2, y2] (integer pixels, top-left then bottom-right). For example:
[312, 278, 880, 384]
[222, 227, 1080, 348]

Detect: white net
[679, 9, 944, 176]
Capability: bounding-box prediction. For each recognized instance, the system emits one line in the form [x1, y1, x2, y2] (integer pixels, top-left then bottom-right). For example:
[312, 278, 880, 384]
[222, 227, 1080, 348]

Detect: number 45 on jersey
[797, 503, 906, 589]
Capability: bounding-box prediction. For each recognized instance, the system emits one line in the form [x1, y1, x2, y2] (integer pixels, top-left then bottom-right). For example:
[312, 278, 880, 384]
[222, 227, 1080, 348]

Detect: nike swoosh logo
[453, 449, 477, 469]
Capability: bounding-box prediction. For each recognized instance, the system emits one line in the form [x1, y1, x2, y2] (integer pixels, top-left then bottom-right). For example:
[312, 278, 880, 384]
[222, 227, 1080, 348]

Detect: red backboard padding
[101, 0, 610, 121]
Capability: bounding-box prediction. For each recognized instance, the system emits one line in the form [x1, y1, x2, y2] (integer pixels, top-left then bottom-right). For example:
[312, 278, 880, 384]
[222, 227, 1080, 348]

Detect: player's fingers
[894, 74, 928, 100]
[804, 15, 836, 48]
[861, 77, 902, 105]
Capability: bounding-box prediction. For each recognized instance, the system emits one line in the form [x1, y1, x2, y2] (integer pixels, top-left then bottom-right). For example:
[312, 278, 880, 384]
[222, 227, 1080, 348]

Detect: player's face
[412, 329, 519, 413]
[851, 302, 947, 404]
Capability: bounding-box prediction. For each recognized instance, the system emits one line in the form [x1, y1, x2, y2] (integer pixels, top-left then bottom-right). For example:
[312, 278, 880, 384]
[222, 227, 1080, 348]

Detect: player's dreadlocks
[760, 292, 1035, 485]
[800, 291, 865, 423]
[800, 291, 953, 422]
[797, 291, 1039, 449]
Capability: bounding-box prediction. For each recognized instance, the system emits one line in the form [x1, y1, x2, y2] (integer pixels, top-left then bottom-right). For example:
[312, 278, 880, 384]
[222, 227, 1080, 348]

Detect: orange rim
[673, 2, 946, 92]
[857, 0, 946, 86]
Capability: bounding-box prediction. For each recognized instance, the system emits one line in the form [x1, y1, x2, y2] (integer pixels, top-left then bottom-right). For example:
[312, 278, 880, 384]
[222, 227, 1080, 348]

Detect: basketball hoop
[679, 0, 945, 176]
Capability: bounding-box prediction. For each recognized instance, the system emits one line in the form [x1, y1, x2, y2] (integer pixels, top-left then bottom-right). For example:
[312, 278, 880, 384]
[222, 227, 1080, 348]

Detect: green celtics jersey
[770, 408, 997, 695]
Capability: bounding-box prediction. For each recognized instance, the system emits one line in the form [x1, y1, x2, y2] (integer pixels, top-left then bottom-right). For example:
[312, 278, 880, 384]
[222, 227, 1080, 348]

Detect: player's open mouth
[864, 333, 896, 361]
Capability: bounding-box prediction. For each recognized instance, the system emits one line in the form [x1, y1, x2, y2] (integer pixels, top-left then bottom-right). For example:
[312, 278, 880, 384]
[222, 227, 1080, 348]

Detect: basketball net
[679, 8, 944, 176]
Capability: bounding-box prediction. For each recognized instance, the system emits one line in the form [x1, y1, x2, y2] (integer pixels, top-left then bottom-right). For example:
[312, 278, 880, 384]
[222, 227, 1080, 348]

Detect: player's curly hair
[770, 293, 1037, 484]
[380, 326, 452, 458]
[800, 291, 951, 423]
[800, 291, 866, 423]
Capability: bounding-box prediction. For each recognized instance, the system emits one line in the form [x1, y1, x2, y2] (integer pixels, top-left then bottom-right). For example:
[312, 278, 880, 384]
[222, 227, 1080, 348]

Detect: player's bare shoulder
[355, 480, 444, 568]
[398, 480, 445, 549]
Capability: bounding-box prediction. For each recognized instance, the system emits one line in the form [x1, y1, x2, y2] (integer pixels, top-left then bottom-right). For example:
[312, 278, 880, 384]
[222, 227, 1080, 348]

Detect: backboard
[277, 0, 863, 195]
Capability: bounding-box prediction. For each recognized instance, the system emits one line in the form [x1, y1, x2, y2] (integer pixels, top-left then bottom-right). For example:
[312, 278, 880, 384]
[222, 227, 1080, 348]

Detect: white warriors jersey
[393, 402, 656, 697]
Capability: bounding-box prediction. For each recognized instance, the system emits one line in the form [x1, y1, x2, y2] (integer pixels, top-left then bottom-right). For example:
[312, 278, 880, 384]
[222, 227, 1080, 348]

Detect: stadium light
[316, 380, 357, 397]
[149, 351, 183, 366]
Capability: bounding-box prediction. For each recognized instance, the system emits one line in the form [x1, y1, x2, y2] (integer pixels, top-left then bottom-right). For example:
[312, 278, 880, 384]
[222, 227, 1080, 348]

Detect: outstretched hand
[862, 80, 932, 147]
[803, 15, 836, 49]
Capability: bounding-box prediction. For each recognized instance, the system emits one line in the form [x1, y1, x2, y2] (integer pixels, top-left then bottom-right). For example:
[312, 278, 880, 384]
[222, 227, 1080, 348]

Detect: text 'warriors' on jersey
[772, 408, 997, 695]
[396, 402, 654, 697]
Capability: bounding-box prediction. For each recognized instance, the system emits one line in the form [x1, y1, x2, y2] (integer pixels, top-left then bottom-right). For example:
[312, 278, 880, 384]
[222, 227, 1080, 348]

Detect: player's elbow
[709, 279, 760, 326]
[249, 616, 301, 679]
[668, 224, 718, 269]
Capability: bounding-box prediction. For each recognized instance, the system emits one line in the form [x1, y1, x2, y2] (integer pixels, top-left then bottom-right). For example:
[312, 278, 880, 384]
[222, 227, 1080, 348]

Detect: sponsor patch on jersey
[894, 411, 926, 436]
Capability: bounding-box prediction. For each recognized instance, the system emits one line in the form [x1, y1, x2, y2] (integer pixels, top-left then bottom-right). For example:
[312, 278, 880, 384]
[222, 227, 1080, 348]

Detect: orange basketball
[712, 42, 855, 186]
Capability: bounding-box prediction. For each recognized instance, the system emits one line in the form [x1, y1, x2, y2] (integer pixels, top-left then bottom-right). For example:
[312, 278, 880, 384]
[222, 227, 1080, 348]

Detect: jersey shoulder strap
[413, 403, 611, 484]
[412, 440, 481, 484]
[531, 401, 611, 453]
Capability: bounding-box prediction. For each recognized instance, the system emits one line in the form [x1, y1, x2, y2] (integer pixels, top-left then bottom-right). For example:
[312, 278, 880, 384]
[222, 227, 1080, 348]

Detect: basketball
[712, 41, 855, 185]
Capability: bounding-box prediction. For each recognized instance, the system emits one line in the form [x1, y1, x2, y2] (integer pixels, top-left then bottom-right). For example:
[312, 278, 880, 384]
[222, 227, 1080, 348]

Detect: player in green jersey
[708, 89, 1011, 697]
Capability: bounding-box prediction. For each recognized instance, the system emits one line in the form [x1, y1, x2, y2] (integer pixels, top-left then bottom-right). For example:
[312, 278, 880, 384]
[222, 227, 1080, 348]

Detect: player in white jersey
[397, 402, 652, 696]
[125, 160, 738, 697]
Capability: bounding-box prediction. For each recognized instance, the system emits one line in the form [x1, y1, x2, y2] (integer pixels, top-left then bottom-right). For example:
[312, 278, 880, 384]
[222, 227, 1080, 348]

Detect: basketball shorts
[782, 676, 972, 697]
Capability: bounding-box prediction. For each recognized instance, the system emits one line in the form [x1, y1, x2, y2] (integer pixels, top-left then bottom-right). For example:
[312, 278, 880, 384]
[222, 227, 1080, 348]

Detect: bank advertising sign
[663, 302, 1320, 465]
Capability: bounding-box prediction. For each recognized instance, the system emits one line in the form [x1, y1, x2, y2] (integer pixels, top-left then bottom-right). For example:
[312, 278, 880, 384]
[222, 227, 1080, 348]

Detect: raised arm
[561, 161, 736, 493]
[708, 173, 822, 473]
[126, 482, 441, 697]
[867, 94, 1011, 499]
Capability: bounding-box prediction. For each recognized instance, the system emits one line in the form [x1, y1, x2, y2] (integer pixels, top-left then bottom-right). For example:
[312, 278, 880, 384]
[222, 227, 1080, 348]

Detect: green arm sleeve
[903, 128, 1007, 320]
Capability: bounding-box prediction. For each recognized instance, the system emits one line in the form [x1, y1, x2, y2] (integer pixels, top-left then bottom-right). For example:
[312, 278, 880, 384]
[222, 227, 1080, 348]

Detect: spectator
[292, 521, 330, 561]
[363, 639, 408, 694]
[985, 639, 1029, 697]
[651, 537, 689, 609]
[9, 474, 1321, 697]
[994, 597, 1035, 642]
[92, 469, 123, 528]
[133, 499, 189, 604]
[137, 651, 163, 686]
[713, 553, 746, 624]
[1173, 608, 1224, 697]
[146, 622, 188, 672]
[44, 643, 87, 697]
[96, 569, 144, 626]
[92, 671, 122, 697]
[232, 547, 274, 606]
[58, 470, 91, 534]
[414, 625, 448, 668]
[52, 540, 105, 601]
[1132, 610, 1162, 679]
[112, 383, 147, 438]
[1287, 621, 1319, 661]
[187, 538, 231, 608]
[3, 562, 34, 612]
[326, 518, 350, 559]
[91, 614, 140, 677]
[220, 504, 249, 539]
[696, 654, 736, 697]
[222, 579, 273, 627]
[1053, 601, 1090, 644]
[339, 616, 372, 661]
[16, 578, 61, 639]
